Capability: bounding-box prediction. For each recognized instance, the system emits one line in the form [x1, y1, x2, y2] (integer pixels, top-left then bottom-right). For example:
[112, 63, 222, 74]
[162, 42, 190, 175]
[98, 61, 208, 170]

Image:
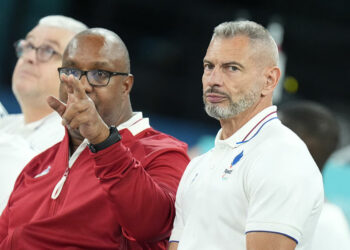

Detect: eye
[25, 42, 35, 50]
[38, 45, 55, 59]
[40, 45, 54, 54]
[93, 70, 109, 80]
[61, 68, 80, 78]
[97, 70, 109, 79]
[228, 65, 239, 72]
[19, 41, 34, 53]
[71, 69, 81, 78]
[203, 63, 214, 71]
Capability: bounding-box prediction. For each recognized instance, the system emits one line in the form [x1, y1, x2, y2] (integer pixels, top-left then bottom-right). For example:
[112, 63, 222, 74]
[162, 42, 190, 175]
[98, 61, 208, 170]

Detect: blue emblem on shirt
[231, 150, 243, 166]
[222, 150, 244, 180]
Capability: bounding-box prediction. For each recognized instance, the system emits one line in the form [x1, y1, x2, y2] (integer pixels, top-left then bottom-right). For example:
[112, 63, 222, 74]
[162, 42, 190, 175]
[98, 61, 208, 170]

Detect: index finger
[62, 74, 87, 100]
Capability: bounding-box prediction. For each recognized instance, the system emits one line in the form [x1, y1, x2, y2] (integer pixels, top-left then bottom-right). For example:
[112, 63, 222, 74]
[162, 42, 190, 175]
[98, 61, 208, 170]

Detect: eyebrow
[92, 62, 111, 68]
[203, 59, 245, 70]
[63, 61, 76, 67]
[25, 35, 61, 50]
[203, 59, 212, 65]
[222, 61, 245, 70]
[62, 61, 114, 70]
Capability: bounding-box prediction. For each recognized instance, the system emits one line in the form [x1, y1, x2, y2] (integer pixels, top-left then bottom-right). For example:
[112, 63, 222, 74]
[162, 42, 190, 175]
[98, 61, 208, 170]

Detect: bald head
[212, 21, 279, 67]
[65, 28, 130, 72]
[59, 27, 134, 129]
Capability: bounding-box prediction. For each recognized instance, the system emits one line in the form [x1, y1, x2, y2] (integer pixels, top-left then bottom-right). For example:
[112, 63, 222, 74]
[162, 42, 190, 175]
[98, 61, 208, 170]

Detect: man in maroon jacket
[0, 28, 190, 249]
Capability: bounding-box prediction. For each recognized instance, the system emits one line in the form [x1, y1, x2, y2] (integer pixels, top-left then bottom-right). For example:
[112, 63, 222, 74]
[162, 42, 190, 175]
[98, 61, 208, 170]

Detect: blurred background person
[0, 15, 87, 212]
[279, 100, 350, 250]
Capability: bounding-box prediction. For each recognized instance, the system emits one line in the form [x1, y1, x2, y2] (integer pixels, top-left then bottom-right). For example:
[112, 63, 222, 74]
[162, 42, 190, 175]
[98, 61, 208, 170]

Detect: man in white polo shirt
[169, 20, 323, 250]
[0, 16, 87, 212]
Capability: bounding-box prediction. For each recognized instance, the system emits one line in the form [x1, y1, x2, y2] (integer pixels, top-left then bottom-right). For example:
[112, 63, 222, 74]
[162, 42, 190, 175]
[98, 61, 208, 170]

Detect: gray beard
[203, 89, 259, 120]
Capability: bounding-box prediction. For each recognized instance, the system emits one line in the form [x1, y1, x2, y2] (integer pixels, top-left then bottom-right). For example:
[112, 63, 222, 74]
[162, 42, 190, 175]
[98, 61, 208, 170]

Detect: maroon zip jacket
[0, 116, 189, 249]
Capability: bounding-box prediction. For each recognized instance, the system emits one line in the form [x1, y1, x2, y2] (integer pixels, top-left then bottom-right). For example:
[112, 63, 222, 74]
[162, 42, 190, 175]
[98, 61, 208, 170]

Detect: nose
[203, 66, 223, 88]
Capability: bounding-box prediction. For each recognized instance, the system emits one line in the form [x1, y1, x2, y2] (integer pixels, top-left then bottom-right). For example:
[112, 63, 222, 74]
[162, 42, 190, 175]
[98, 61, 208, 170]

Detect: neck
[111, 100, 133, 127]
[219, 99, 271, 140]
[21, 103, 54, 124]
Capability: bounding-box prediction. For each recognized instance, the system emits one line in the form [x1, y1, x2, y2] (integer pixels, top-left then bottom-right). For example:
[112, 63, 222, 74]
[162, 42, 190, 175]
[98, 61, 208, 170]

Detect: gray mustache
[204, 87, 229, 98]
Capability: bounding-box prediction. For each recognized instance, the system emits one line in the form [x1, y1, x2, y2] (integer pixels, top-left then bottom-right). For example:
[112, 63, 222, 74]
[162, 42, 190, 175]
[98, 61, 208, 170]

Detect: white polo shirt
[0, 111, 64, 152]
[0, 112, 65, 212]
[170, 106, 324, 250]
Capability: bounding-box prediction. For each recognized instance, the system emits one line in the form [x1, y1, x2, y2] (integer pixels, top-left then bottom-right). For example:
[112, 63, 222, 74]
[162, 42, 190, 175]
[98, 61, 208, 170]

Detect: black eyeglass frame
[14, 39, 62, 62]
[57, 67, 130, 87]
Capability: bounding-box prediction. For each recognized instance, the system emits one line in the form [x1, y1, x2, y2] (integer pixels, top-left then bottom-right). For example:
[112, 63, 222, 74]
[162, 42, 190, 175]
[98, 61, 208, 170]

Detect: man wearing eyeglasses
[0, 16, 87, 212]
[0, 28, 190, 249]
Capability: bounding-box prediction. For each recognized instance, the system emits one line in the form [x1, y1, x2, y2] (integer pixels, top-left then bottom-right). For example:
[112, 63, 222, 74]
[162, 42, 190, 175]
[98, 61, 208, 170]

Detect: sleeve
[245, 145, 324, 243]
[169, 162, 191, 243]
[91, 141, 190, 242]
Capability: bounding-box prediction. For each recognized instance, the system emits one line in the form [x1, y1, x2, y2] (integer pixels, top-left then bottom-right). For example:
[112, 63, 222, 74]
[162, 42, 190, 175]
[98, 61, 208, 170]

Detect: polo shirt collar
[117, 112, 143, 130]
[215, 106, 278, 148]
[117, 112, 150, 136]
[82, 112, 148, 146]
[22, 112, 60, 131]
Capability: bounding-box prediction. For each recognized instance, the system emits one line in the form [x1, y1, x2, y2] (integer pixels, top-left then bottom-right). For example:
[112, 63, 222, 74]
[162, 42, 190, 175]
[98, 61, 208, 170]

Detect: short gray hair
[38, 15, 87, 34]
[213, 20, 279, 65]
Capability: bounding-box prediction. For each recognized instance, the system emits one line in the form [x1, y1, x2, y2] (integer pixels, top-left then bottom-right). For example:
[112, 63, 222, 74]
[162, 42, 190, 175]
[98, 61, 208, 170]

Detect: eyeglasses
[14, 39, 62, 62]
[58, 67, 129, 87]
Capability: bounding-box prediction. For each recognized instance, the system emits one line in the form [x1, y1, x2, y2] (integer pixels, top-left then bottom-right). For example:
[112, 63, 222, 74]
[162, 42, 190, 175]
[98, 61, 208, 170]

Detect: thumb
[47, 96, 66, 117]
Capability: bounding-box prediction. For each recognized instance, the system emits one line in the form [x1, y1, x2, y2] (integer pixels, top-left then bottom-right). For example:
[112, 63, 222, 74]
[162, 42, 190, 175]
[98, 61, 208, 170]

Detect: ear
[122, 74, 134, 95]
[261, 66, 281, 96]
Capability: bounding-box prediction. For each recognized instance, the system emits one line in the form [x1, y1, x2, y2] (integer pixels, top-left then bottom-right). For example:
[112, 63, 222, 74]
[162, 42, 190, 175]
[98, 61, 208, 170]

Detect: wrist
[88, 126, 121, 153]
[89, 126, 110, 145]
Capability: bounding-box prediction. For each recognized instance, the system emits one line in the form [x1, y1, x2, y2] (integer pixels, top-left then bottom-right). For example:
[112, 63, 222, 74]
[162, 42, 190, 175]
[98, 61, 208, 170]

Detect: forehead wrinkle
[25, 35, 61, 51]
[26, 26, 73, 51]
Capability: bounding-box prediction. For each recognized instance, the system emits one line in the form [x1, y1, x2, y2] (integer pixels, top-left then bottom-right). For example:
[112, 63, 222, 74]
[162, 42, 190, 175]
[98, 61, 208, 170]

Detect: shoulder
[245, 119, 322, 187]
[252, 119, 313, 164]
[259, 119, 307, 149]
[133, 127, 189, 154]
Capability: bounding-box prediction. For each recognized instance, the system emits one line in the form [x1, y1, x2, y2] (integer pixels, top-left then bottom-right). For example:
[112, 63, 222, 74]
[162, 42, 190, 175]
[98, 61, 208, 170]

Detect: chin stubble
[203, 88, 259, 120]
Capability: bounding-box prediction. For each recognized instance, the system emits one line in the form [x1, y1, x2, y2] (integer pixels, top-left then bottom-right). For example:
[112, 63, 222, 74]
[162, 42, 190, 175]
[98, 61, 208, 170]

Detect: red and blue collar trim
[236, 111, 278, 145]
